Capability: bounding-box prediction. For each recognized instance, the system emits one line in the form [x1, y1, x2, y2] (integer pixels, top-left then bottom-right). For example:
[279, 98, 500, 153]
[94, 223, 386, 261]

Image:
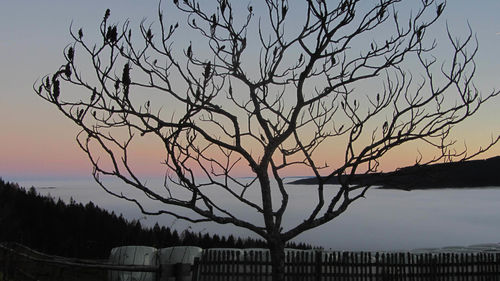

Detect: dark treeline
[290, 156, 500, 190]
[0, 178, 313, 259]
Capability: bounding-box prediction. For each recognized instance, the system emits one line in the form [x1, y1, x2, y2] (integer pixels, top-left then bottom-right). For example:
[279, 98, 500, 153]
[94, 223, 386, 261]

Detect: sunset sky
[1, 0, 500, 181]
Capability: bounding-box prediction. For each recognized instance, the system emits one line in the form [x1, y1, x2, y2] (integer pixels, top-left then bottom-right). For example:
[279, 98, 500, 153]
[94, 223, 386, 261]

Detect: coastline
[288, 156, 500, 190]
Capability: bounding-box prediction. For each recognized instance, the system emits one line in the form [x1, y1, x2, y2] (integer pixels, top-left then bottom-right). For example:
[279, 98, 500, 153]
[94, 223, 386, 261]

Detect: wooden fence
[2, 243, 500, 281]
[195, 250, 500, 281]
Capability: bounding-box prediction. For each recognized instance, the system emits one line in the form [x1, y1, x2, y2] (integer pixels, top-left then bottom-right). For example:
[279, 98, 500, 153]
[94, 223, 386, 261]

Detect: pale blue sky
[1, 1, 499, 179]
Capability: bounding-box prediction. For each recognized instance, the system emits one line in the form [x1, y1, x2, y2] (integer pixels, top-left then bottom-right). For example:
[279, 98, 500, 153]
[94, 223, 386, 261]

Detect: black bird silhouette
[122, 63, 131, 86]
[195, 87, 201, 100]
[64, 64, 71, 78]
[341, 1, 348, 12]
[106, 26, 117, 43]
[221, 1, 226, 14]
[437, 3, 444, 16]
[52, 79, 60, 101]
[187, 44, 192, 59]
[104, 9, 111, 20]
[90, 88, 97, 102]
[379, 7, 385, 20]
[67, 47, 74, 62]
[204, 62, 211, 79]
[211, 14, 216, 28]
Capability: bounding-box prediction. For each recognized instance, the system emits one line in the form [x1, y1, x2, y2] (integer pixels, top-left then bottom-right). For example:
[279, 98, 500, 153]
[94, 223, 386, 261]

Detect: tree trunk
[268, 238, 286, 281]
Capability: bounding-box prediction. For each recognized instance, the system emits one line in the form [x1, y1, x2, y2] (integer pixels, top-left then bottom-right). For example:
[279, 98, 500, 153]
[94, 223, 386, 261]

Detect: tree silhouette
[36, 0, 499, 279]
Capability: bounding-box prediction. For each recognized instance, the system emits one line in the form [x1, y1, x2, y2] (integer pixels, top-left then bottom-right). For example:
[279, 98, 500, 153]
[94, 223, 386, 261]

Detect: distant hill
[289, 156, 500, 190]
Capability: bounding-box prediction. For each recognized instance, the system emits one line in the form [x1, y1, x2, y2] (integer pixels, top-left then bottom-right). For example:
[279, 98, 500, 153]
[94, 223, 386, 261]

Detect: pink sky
[1, 1, 499, 180]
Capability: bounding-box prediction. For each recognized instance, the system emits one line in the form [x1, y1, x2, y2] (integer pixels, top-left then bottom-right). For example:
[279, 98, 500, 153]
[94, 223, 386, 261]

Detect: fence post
[236, 251, 241, 280]
[0, 246, 5, 279]
[6, 248, 14, 280]
[156, 262, 161, 281]
[314, 251, 321, 281]
[191, 257, 200, 281]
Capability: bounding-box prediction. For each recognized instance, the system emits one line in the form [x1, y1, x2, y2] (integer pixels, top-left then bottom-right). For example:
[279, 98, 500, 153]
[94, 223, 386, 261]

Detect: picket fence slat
[196, 250, 500, 281]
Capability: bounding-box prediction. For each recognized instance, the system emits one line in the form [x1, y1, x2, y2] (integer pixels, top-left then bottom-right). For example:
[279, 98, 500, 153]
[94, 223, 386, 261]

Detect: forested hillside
[290, 156, 500, 189]
[0, 179, 312, 259]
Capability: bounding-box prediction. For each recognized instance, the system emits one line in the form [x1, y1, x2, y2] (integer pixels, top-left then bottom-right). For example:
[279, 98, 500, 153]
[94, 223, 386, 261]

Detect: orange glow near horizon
[11, 142, 500, 180]
[2, 112, 499, 180]
[2, 109, 499, 180]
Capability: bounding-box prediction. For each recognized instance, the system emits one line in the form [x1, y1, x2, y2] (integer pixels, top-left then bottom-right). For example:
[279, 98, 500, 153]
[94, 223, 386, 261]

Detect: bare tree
[36, 0, 499, 279]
